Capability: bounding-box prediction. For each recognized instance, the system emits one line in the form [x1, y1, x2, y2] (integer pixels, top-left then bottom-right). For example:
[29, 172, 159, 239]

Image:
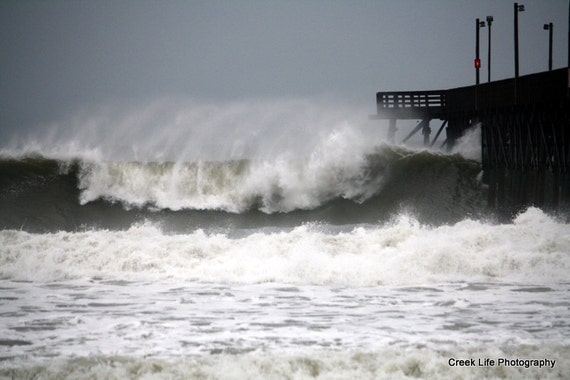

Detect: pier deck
[373, 68, 570, 212]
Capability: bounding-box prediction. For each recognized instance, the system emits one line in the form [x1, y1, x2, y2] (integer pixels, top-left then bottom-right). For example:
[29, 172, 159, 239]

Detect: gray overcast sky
[1, 0, 568, 137]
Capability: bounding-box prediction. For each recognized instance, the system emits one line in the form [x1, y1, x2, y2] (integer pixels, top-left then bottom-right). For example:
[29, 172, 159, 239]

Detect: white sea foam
[1, 208, 568, 285]
[2, 346, 568, 380]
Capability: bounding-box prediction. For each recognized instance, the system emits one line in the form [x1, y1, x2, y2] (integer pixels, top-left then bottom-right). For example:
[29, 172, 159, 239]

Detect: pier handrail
[376, 90, 446, 109]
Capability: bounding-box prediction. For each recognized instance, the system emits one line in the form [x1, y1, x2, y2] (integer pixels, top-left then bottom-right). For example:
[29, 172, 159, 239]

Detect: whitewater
[1, 100, 569, 379]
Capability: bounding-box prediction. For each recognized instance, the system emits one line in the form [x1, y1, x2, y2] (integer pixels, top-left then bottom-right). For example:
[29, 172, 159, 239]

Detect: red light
[474, 58, 481, 69]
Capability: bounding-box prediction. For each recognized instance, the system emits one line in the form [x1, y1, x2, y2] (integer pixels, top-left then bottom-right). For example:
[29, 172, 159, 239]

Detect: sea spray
[0, 97, 376, 162]
[451, 124, 481, 161]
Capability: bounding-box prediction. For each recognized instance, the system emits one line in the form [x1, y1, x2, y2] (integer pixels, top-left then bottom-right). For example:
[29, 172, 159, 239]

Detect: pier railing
[375, 90, 446, 119]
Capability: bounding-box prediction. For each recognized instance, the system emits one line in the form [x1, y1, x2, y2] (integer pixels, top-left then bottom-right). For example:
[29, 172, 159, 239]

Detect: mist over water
[2, 96, 379, 162]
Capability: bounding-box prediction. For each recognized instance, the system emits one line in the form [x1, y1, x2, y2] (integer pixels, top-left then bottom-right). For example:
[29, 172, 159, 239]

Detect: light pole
[514, 3, 525, 78]
[487, 16, 493, 82]
[475, 18, 486, 111]
[543, 22, 553, 71]
[475, 18, 485, 85]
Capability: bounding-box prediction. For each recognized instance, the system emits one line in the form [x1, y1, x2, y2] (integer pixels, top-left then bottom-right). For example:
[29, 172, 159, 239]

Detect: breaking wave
[1, 139, 485, 231]
[1, 207, 568, 285]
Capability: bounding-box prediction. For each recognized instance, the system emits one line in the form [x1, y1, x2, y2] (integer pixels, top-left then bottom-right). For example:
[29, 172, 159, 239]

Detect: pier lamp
[543, 23, 553, 71]
[486, 16, 493, 82]
[475, 18, 486, 85]
[514, 3, 525, 78]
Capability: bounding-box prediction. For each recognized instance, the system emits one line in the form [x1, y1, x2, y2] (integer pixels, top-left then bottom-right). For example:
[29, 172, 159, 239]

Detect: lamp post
[543, 22, 553, 71]
[475, 18, 486, 111]
[487, 16, 493, 82]
[475, 18, 485, 85]
[514, 3, 525, 78]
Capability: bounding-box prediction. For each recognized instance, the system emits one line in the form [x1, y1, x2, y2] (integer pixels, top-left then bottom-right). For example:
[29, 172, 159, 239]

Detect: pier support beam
[430, 120, 448, 148]
[388, 119, 397, 143]
[402, 119, 429, 144]
[422, 122, 432, 146]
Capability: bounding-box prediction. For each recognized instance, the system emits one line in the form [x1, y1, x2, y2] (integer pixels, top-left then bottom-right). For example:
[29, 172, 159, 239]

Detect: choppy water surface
[1, 280, 569, 378]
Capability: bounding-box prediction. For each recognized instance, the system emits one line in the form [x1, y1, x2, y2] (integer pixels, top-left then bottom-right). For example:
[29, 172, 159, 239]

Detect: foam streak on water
[1, 280, 569, 379]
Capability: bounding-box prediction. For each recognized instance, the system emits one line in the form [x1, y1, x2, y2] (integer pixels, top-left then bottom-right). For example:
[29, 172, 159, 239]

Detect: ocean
[1, 111, 569, 379]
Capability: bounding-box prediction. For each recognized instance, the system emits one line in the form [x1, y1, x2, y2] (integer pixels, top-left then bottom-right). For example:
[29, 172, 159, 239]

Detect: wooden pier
[372, 68, 570, 213]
